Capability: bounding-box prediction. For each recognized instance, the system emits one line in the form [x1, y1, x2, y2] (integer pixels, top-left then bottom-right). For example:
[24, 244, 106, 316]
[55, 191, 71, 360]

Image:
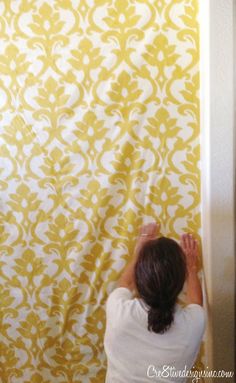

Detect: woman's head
[134, 237, 186, 334]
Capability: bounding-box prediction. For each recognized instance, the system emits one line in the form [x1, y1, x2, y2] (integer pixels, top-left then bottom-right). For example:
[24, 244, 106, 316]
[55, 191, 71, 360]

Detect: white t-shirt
[104, 287, 206, 383]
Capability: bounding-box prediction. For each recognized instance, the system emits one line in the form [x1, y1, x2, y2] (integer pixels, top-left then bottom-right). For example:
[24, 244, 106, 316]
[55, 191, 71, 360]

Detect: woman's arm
[118, 258, 137, 290]
[181, 234, 203, 306]
[118, 223, 160, 290]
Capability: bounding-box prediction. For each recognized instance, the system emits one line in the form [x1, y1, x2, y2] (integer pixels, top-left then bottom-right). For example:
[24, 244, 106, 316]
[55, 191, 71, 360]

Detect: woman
[104, 223, 205, 383]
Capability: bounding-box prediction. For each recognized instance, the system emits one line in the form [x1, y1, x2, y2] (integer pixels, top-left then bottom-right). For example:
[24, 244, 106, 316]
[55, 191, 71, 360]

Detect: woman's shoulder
[106, 287, 133, 307]
[106, 287, 134, 316]
[106, 288, 147, 327]
[175, 303, 206, 335]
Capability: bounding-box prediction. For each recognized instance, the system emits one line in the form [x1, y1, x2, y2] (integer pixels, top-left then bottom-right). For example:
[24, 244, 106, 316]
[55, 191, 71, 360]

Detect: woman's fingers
[140, 222, 160, 236]
[181, 233, 188, 250]
[186, 234, 192, 249]
[184, 233, 195, 249]
[193, 238, 198, 251]
[181, 233, 199, 256]
[181, 233, 199, 273]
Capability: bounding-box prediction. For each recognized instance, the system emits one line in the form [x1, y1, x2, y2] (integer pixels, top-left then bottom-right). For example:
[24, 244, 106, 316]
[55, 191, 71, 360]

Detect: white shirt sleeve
[106, 287, 133, 326]
[183, 303, 206, 337]
[182, 303, 206, 367]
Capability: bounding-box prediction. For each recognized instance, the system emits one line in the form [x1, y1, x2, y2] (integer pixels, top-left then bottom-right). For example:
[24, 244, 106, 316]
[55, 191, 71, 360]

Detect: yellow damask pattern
[0, 1, 204, 382]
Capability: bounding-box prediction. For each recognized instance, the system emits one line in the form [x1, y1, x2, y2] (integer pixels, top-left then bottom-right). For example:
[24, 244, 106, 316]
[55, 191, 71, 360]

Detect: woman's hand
[139, 222, 160, 238]
[180, 233, 199, 274]
[135, 222, 160, 255]
[118, 222, 160, 290]
[180, 233, 203, 305]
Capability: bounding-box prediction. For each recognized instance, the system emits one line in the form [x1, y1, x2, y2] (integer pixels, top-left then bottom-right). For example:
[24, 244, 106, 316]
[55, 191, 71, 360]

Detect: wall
[0, 1, 202, 382]
[200, 0, 235, 380]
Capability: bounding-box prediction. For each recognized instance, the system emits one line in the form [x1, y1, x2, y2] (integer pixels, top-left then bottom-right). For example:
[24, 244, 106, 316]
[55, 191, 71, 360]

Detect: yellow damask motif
[0, 0, 204, 382]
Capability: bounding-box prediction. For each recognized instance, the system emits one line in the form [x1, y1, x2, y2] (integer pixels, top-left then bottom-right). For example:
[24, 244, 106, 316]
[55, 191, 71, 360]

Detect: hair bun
[148, 305, 174, 334]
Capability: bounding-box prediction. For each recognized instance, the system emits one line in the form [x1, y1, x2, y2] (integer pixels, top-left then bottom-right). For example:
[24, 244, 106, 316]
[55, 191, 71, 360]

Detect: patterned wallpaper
[0, 1, 203, 382]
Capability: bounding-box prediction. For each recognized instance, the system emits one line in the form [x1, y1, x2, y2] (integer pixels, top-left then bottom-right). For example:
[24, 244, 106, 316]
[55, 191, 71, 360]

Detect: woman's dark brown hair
[134, 237, 186, 334]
